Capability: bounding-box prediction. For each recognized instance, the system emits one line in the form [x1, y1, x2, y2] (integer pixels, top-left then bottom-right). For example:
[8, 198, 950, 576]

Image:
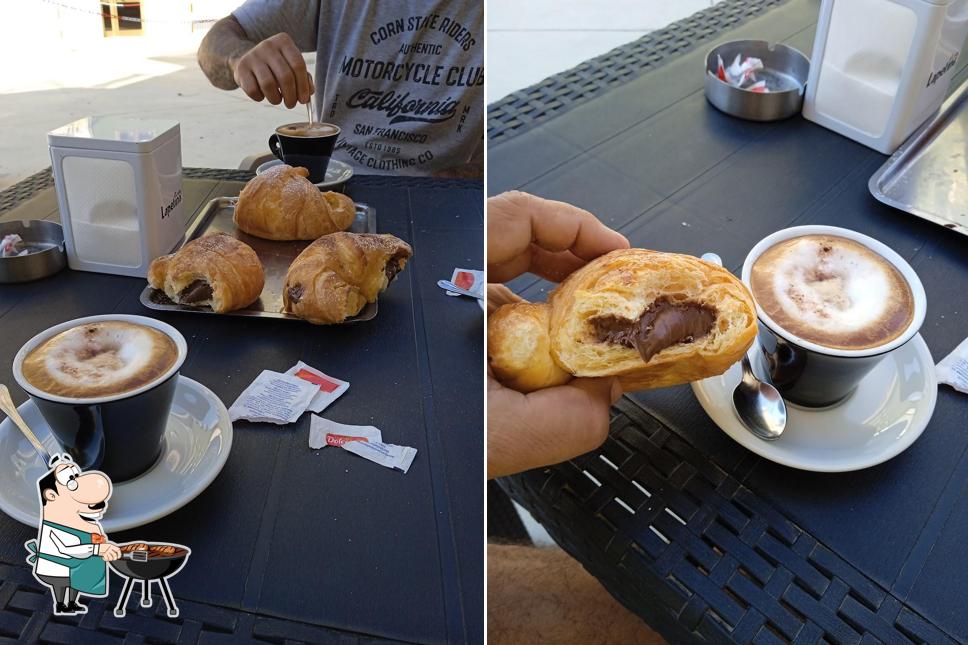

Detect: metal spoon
[699, 252, 787, 440]
[732, 352, 786, 441]
[0, 384, 52, 462]
[437, 280, 483, 300]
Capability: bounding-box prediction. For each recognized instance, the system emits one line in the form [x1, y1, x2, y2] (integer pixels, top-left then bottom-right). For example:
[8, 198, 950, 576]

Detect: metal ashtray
[0, 220, 67, 283]
[704, 40, 810, 122]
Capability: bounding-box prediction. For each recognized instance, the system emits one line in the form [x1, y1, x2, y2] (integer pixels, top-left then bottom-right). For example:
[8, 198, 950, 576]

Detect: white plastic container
[48, 117, 186, 278]
[803, 0, 968, 153]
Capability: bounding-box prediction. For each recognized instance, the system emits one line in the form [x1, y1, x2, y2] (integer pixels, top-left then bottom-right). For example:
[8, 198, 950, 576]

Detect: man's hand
[487, 191, 630, 478]
[198, 17, 312, 107]
[232, 33, 313, 108]
[488, 191, 629, 284]
[99, 543, 122, 561]
[488, 372, 622, 478]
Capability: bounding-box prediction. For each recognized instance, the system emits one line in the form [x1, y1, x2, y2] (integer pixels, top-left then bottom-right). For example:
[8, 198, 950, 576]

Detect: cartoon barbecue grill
[110, 542, 190, 617]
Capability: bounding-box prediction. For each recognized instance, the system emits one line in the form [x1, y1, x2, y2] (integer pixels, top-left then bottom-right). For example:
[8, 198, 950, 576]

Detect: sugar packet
[937, 336, 968, 394]
[228, 370, 318, 424]
[308, 415, 382, 449]
[342, 440, 417, 474]
[285, 361, 349, 413]
[445, 268, 484, 297]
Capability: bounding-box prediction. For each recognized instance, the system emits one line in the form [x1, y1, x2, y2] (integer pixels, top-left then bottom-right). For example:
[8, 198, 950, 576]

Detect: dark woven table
[490, 0, 968, 643]
[0, 169, 483, 644]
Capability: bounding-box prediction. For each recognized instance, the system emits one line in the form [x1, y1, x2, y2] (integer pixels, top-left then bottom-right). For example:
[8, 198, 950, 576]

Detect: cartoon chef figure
[25, 454, 122, 615]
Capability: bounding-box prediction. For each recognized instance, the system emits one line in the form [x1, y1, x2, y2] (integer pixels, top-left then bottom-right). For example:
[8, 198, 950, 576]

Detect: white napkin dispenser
[803, 0, 968, 154]
[48, 117, 186, 278]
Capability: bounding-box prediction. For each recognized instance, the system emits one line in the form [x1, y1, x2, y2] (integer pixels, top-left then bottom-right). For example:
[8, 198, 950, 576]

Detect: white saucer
[255, 158, 354, 189]
[0, 376, 232, 531]
[691, 334, 936, 472]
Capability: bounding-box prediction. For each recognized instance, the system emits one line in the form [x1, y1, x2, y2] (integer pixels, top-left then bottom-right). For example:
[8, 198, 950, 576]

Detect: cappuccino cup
[741, 226, 926, 407]
[12, 314, 187, 481]
[269, 121, 340, 183]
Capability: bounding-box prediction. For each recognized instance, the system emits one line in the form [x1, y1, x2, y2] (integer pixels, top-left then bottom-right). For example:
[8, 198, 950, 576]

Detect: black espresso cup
[741, 226, 926, 408]
[13, 314, 187, 482]
[268, 122, 340, 183]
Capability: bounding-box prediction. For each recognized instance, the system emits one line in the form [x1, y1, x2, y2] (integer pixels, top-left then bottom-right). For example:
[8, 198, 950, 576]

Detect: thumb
[515, 377, 620, 469]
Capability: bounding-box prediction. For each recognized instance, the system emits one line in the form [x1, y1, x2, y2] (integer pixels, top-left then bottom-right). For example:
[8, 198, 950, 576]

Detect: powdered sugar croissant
[234, 164, 355, 240]
[283, 232, 412, 324]
[148, 233, 264, 313]
[488, 249, 757, 393]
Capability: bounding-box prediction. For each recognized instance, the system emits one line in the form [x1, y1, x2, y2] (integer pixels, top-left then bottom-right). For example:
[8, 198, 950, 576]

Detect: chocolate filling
[385, 252, 408, 282]
[590, 298, 716, 363]
[288, 284, 304, 304]
[179, 280, 213, 304]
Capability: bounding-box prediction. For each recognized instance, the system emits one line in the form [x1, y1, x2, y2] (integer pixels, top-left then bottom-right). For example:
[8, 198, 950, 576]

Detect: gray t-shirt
[234, 0, 483, 176]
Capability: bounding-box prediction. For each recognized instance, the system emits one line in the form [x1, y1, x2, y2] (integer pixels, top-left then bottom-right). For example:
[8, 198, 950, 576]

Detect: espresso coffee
[750, 234, 914, 351]
[275, 122, 339, 138]
[21, 321, 179, 399]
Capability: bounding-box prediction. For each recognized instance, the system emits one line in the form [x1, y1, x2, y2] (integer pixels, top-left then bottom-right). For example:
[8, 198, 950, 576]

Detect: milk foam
[749, 234, 914, 350]
[44, 325, 157, 388]
[769, 238, 893, 332]
[21, 321, 178, 398]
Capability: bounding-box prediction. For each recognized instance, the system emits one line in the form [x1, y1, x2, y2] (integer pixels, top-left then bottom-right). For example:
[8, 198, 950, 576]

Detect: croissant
[283, 232, 413, 324]
[488, 249, 757, 393]
[234, 164, 355, 240]
[148, 233, 265, 313]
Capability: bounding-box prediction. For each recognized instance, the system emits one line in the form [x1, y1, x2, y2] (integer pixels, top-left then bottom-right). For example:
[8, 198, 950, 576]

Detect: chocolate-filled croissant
[234, 164, 355, 240]
[148, 233, 265, 313]
[488, 249, 757, 392]
[283, 232, 412, 324]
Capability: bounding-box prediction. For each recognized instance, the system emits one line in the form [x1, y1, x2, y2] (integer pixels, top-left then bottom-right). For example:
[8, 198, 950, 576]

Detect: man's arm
[197, 14, 313, 107]
[197, 15, 254, 91]
[49, 532, 96, 558]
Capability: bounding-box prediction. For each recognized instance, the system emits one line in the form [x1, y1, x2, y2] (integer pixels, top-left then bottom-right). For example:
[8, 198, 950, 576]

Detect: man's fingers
[236, 68, 265, 101]
[252, 64, 282, 104]
[487, 191, 629, 275]
[528, 247, 587, 283]
[265, 52, 298, 108]
[487, 283, 526, 314]
[489, 246, 602, 285]
[277, 41, 312, 104]
[488, 377, 619, 478]
[487, 251, 532, 284]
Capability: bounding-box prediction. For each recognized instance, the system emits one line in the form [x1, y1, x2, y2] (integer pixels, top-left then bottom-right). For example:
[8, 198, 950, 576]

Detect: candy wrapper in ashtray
[1, 234, 30, 258]
[285, 361, 349, 413]
[712, 53, 769, 93]
[228, 369, 318, 424]
[309, 415, 383, 449]
[445, 268, 484, 296]
[937, 336, 968, 394]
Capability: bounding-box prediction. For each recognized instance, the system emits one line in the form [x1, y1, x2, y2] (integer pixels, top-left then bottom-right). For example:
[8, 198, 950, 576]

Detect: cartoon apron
[25, 521, 107, 596]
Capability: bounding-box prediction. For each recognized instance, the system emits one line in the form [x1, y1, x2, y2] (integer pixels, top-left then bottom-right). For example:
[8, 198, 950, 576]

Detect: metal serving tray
[869, 79, 968, 237]
[140, 197, 378, 322]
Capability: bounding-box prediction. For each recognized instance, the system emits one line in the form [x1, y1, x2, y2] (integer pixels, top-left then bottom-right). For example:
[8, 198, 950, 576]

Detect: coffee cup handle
[268, 134, 283, 161]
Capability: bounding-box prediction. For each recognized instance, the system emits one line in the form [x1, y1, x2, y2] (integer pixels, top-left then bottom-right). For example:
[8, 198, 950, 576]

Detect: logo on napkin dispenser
[160, 189, 182, 220]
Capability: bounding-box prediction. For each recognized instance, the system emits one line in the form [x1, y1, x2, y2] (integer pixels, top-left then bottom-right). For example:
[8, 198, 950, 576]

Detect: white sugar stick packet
[285, 361, 349, 413]
[937, 336, 968, 394]
[445, 268, 484, 297]
[228, 370, 318, 424]
[342, 440, 417, 474]
[308, 415, 382, 449]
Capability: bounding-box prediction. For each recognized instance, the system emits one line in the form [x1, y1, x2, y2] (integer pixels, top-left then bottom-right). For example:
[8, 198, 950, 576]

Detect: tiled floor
[487, 0, 725, 103]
